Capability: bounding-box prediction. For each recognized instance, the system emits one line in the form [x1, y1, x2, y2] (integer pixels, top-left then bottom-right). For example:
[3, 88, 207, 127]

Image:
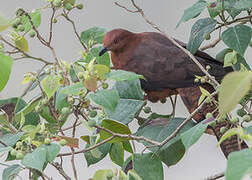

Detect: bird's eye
[114, 39, 119, 44]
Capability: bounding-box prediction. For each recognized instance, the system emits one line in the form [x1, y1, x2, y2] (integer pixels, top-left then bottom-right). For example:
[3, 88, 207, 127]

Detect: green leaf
[187, 18, 217, 54]
[16, 96, 42, 116]
[207, 2, 221, 18]
[105, 99, 144, 125]
[55, 87, 70, 112]
[40, 144, 61, 162]
[133, 153, 163, 180]
[60, 82, 87, 96]
[122, 141, 133, 153]
[215, 48, 251, 70]
[221, 25, 252, 56]
[88, 89, 119, 111]
[83, 47, 110, 67]
[0, 146, 12, 155]
[181, 121, 208, 150]
[105, 80, 144, 124]
[105, 70, 144, 81]
[234, 0, 252, 10]
[127, 170, 142, 180]
[21, 146, 47, 172]
[41, 75, 61, 99]
[0, 13, 10, 32]
[0, 53, 13, 92]
[0, 132, 24, 147]
[80, 27, 106, 45]
[177, 0, 207, 27]
[217, 128, 238, 146]
[114, 80, 144, 100]
[15, 36, 29, 52]
[63, 0, 76, 5]
[226, 149, 252, 180]
[219, 71, 252, 116]
[93, 169, 114, 180]
[136, 118, 196, 166]
[22, 11, 41, 32]
[2, 164, 22, 180]
[84, 136, 111, 166]
[109, 142, 124, 167]
[100, 119, 131, 143]
[224, 52, 235, 67]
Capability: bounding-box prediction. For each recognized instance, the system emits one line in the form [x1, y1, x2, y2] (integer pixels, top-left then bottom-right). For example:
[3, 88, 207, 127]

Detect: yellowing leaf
[219, 71, 252, 116]
[15, 36, 29, 52]
[41, 75, 60, 99]
[217, 128, 238, 146]
[93, 64, 110, 79]
[84, 76, 97, 92]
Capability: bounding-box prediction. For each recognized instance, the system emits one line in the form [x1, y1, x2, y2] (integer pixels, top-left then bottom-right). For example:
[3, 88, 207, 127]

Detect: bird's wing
[125, 33, 230, 90]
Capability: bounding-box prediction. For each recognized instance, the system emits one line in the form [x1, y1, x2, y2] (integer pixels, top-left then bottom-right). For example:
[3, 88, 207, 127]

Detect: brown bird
[99, 28, 247, 157]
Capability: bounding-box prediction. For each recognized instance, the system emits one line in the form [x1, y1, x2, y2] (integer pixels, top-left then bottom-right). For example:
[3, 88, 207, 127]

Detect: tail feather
[177, 84, 248, 158]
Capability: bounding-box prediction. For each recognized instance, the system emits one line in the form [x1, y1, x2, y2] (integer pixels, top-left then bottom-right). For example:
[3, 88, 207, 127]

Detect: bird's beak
[99, 46, 108, 56]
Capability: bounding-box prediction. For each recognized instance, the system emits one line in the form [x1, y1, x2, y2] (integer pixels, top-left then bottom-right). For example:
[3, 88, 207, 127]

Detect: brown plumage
[99, 28, 247, 157]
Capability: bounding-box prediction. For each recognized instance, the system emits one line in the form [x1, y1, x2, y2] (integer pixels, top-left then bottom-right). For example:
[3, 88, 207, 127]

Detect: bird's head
[99, 29, 133, 56]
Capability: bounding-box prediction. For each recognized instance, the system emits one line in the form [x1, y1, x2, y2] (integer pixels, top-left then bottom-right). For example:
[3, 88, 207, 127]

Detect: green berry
[64, 3, 73, 10]
[78, 72, 85, 79]
[206, 65, 211, 70]
[52, 18, 57, 23]
[76, 3, 84, 10]
[17, 25, 25, 32]
[16, 151, 24, 160]
[194, 78, 199, 83]
[217, 116, 226, 123]
[243, 114, 251, 122]
[209, 120, 216, 127]
[25, 137, 32, 144]
[16, 141, 23, 148]
[13, 17, 21, 26]
[28, 30, 36, 38]
[205, 97, 211, 103]
[10, 149, 17, 156]
[89, 110, 97, 118]
[53, 0, 62, 7]
[44, 138, 51, 145]
[220, 127, 227, 134]
[143, 107, 151, 113]
[61, 107, 71, 114]
[206, 112, 213, 119]
[204, 33, 211, 40]
[237, 108, 247, 117]
[231, 117, 239, 124]
[88, 120, 96, 127]
[102, 83, 109, 89]
[201, 78, 206, 84]
[60, 139, 67, 146]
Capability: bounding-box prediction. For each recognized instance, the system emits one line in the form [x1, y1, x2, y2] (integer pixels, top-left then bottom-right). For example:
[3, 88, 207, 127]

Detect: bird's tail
[177, 84, 247, 158]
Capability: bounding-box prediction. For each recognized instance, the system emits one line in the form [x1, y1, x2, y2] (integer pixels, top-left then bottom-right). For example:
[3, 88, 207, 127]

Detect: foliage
[0, 0, 251, 179]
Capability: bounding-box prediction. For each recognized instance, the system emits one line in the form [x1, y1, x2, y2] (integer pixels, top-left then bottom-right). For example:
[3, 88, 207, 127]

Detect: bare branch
[62, 11, 88, 51]
[51, 162, 71, 180]
[200, 37, 221, 51]
[204, 172, 225, 180]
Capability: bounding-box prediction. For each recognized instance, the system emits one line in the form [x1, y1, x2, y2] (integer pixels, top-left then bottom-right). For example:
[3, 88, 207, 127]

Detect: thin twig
[48, 5, 56, 44]
[200, 37, 221, 51]
[70, 148, 78, 180]
[51, 162, 71, 180]
[204, 172, 225, 180]
[62, 12, 88, 51]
